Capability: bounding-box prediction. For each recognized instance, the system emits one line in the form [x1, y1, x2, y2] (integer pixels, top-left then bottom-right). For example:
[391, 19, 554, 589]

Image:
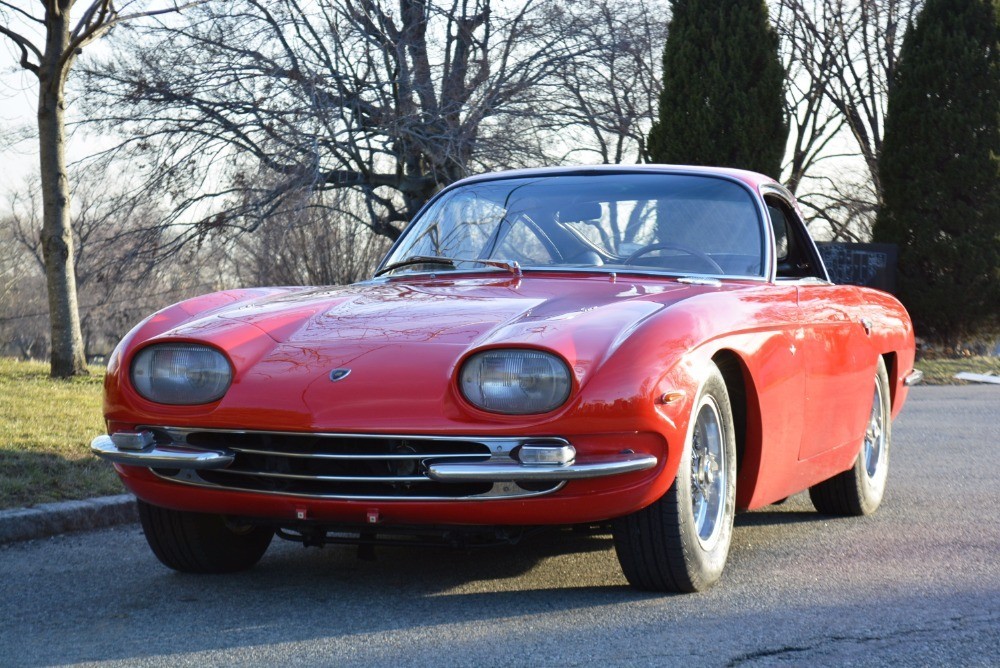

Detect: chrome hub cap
[690, 397, 726, 548]
[863, 379, 885, 479]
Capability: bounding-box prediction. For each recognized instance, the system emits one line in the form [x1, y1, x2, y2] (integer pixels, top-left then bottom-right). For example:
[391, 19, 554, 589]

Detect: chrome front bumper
[426, 455, 656, 481]
[91, 435, 234, 469]
[90, 431, 657, 483]
[903, 369, 924, 386]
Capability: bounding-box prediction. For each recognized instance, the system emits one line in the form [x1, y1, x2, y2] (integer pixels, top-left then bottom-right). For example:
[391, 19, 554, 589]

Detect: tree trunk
[38, 9, 88, 377]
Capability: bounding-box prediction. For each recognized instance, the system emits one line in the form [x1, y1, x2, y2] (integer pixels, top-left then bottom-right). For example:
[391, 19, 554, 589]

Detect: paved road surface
[2, 386, 998, 666]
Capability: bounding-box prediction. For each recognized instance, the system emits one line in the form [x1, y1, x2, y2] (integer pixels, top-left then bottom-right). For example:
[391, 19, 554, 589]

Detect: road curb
[0, 494, 138, 545]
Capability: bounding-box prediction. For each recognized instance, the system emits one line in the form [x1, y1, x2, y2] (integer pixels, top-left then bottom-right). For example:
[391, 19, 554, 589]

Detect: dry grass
[916, 355, 1000, 385]
[0, 357, 123, 510]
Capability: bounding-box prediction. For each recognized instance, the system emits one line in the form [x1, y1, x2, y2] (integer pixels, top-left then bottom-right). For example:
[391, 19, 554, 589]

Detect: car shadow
[5, 501, 889, 665]
[735, 508, 831, 528]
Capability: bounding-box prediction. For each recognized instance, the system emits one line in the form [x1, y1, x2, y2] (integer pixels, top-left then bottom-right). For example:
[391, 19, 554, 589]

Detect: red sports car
[92, 166, 920, 592]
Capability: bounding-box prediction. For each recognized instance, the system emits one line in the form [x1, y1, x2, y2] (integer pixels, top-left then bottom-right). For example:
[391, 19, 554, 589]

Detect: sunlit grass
[0, 357, 123, 510]
[916, 355, 1000, 385]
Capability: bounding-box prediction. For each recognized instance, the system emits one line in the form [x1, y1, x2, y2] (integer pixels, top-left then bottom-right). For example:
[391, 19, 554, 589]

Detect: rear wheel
[138, 500, 273, 573]
[612, 365, 737, 592]
[809, 357, 891, 516]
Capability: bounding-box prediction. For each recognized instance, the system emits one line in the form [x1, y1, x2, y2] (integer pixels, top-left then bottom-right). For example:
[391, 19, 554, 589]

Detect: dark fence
[816, 242, 899, 293]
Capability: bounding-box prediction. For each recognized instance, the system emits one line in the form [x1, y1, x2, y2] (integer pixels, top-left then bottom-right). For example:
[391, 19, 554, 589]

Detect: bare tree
[773, 0, 846, 195]
[774, 0, 921, 238]
[0, 0, 200, 376]
[791, 173, 880, 241]
[0, 218, 21, 305]
[224, 188, 391, 287]
[553, 0, 668, 164]
[4, 173, 220, 358]
[79, 0, 597, 257]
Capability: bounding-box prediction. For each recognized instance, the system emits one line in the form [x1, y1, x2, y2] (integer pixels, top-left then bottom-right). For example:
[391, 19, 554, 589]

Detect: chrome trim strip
[151, 426, 566, 451]
[152, 469, 567, 502]
[903, 369, 924, 386]
[427, 453, 658, 482]
[229, 447, 485, 461]
[91, 435, 234, 470]
[777, 276, 834, 286]
[373, 266, 768, 283]
[217, 469, 431, 484]
[676, 277, 722, 287]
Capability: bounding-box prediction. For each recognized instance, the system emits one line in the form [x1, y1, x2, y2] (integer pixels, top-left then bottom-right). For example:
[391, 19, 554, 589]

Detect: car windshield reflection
[380, 173, 765, 278]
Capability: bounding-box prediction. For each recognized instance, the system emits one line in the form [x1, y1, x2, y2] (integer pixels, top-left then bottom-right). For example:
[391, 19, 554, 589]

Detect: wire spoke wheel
[612, 363, 737, 592]
[863, 379, 886, 479]
[809, 357, 892, 516]
[690, 397, 727, 549]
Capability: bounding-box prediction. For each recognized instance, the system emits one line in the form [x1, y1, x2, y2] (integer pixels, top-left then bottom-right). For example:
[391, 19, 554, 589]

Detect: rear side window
[766, 196, 825, 280]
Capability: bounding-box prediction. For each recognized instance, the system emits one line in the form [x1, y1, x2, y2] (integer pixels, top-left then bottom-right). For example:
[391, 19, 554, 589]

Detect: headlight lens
[130, 344, 232, 405]
[460, 349, 572, 414]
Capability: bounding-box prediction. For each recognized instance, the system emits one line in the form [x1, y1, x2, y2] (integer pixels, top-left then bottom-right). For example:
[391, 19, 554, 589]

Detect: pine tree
[874, 0, 1000, 345]
[647, 0, 787, 177]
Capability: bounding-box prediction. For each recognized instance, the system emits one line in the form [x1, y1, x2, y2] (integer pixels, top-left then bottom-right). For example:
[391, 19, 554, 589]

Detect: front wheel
[809, 356, 891, 516]
[612, 364, 737, 592]
[138, 501, 273, 573]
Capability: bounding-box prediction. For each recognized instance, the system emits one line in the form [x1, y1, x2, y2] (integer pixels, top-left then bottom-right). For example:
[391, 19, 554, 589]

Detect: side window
[768, 205, 789, 261]
[766, 196, 825, 280]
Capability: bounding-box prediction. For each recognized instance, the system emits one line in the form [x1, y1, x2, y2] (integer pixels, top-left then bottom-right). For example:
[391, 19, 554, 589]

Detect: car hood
[151, 274, 721, 429]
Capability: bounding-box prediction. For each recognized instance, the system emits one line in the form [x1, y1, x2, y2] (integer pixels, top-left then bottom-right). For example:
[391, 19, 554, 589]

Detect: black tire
[809, 357, 891, 516]
[137, 500, 273, 573]
[612, 364, 737, 592]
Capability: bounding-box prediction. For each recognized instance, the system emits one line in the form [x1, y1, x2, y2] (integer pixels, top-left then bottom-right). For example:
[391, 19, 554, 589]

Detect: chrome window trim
[759, 184, 831, 283]
[775, 276, 835, 286]
[372, 266, 770, 283]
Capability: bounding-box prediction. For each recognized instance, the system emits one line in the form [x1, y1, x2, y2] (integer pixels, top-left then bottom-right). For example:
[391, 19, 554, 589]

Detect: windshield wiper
[375, 255, 522, 277]
[374, 255, 455, 277]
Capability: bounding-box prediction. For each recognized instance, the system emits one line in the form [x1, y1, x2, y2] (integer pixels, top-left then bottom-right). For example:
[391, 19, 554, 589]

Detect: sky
[0, 66, 39, 188]
[1, 68, 117, 203]
[0, 7, 119, 194]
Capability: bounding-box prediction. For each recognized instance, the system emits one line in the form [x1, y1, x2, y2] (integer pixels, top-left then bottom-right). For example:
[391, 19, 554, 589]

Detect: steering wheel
[623, 242, 725, 274]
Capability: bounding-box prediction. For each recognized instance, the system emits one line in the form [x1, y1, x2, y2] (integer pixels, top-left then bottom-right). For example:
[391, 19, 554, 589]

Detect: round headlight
[460, 349, 572, 415]
[131, 344, 232, 405]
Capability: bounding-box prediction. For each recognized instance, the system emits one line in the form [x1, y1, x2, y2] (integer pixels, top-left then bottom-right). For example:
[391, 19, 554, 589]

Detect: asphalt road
[2, 385, 998, 667]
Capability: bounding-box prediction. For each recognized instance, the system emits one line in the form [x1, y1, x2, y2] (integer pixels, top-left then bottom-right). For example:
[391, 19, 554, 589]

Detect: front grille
[145, 427, 564, 500]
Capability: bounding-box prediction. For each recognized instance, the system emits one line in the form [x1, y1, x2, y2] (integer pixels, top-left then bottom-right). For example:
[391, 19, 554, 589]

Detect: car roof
[450, 164, 778, 190]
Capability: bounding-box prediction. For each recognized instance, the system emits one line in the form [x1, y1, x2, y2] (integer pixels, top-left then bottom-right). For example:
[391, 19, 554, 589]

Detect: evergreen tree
[874, 0, 1000, 345]
[647, 0, 787, 177]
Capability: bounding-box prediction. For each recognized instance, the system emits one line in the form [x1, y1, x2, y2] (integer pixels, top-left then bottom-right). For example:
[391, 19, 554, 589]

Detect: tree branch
[0, 24, 42, 74]
[0, 1, 45, 24]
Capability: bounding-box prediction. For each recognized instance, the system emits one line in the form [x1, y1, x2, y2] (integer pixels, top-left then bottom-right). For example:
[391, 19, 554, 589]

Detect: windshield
[380, 173, 765, 278]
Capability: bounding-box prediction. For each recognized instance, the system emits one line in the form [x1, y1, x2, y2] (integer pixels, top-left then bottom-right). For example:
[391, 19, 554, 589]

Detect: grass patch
[0, 357, 123, 510]
[916, 355, 1000, 385]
